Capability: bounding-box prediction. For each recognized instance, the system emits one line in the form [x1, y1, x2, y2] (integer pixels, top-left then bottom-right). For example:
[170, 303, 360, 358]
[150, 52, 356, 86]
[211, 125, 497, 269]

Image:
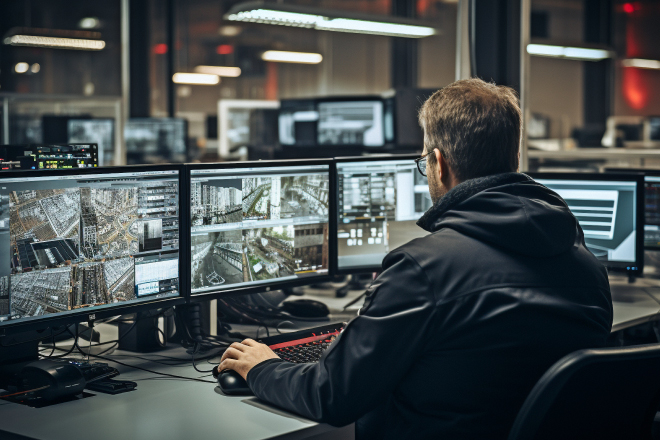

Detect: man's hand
[219, 339, 280, 380]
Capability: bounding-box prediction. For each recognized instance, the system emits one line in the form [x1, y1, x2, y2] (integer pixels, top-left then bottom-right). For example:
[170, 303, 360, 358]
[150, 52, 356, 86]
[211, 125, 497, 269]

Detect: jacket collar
[417, 172, 532, 232]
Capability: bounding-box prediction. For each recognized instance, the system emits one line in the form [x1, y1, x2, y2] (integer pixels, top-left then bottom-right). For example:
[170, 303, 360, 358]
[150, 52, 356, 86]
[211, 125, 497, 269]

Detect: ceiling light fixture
[225, 2, 435, 38]
[194, 65, 242, 77]
[261, 50, 323, 64]
[622, 58, 660, 70]
[5, 34, 105, 51]
[527, 44, 611, 61]
[172, 73, 220, 85]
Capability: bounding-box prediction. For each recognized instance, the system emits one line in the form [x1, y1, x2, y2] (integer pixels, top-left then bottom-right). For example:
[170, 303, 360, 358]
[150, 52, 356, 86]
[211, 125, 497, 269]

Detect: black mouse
[20, 360, 86, 401]
[212, 365, 252, 395]
[281, 299, 329, 318]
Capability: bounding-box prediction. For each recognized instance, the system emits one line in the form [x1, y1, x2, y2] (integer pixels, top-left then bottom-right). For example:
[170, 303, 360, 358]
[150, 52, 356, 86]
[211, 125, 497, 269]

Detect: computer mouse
[281, 299, 329, 318]
[216, 368, 252, 395]
[20, 359, 86, 401]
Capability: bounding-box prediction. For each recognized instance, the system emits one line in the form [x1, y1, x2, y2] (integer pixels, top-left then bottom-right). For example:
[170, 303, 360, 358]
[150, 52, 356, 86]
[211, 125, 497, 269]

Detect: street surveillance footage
[190, 164, 330, 294]
[0, 170, 180, 323]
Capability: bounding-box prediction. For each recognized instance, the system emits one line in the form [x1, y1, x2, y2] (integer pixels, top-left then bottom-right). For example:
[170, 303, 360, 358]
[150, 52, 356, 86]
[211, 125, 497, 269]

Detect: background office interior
[2, 1, 660, 438]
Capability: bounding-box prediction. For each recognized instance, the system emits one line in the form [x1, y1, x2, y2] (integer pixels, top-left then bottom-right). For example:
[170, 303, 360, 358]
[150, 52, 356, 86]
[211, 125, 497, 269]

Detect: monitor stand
[118, 312, 170, 353]
[335, 274, 372, 298]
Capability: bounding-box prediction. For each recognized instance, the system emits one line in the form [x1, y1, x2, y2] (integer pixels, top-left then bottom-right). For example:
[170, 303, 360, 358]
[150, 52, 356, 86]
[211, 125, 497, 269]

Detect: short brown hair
[418, 78, 521, 182]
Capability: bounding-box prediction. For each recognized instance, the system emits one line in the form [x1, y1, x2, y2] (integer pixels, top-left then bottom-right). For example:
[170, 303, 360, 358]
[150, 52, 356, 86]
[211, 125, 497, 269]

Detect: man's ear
[435, 149, 450, 184]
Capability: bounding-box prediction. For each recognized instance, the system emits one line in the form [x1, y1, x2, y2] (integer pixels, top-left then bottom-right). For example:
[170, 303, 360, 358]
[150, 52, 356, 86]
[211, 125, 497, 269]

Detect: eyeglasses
[415, 148, 437, 177]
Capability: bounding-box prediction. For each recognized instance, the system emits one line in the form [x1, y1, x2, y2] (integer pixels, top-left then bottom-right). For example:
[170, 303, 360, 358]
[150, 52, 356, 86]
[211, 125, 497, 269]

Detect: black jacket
[247, 172, 613, 439]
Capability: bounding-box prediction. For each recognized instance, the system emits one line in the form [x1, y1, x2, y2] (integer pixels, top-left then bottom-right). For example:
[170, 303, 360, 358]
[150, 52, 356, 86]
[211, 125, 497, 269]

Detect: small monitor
[125, 118, 187, 164]
[335, 155, 430, 273]
[68, 119, 115, 166]
[649, 117, 660, 141]
[0, 166, 183, 328]
[188, 160, 332, 298]
[317, 100, 385, 147]
[530, 172, 644, 275]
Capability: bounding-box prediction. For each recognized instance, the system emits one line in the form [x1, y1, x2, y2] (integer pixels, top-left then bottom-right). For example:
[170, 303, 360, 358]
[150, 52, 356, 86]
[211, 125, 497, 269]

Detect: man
[219, 78, 613, 439]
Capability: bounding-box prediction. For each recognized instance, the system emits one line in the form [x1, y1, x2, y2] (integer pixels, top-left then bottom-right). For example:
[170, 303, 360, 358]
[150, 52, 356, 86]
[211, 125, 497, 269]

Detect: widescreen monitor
[530, 172, 644, 275]
[335, 155, 430, 273]
[188, 160, 333, 298]
[0, 166, 184, 331]
[125, 118, 187, 164]
[68, 119, 115, 166]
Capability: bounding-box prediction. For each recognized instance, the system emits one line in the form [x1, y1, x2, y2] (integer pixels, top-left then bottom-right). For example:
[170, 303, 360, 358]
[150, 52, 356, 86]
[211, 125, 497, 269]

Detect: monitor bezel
[186, 158, 336, 301]
[334, 154, 423, 275]
[528, 171, 645, 276]
[0, 164, 187, 336]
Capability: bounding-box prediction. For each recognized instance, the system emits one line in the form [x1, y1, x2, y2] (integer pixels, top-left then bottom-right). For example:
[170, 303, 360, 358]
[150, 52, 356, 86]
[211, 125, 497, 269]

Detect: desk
[609, 276, 660, 332]
[0, 345, 354, 440]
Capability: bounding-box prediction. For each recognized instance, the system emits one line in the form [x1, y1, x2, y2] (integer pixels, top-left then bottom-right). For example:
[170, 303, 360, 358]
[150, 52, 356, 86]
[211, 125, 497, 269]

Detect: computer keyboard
[59, 358, 119, 382]
[262, 322, 345, 364]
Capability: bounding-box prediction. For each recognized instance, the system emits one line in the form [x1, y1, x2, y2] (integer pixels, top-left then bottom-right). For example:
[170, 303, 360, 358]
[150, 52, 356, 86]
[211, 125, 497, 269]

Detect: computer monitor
[530, 172, 644, 275]
[188, 160, 333, 298]
[68, 119, 115, 166]
[604, 168, 660, 251]
[0, 165, 184, 332]
[125, 118, 188, 164]
[335, 155, 430, 274]
[0, 144, 98, 170]
[278, 99, 318, 148]
[317, 99, 386, 147]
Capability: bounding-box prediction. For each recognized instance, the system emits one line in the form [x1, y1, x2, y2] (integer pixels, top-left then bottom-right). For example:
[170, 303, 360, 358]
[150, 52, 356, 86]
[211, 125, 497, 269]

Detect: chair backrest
[507, 344, 660, 440]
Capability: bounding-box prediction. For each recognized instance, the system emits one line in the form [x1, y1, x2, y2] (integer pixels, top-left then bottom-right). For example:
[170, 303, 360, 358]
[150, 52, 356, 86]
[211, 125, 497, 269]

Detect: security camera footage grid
[190, 165, 330, 294]
[337, 159, 430, 271]
[535, 179, 637, 265]
[0, 170, 180, 324]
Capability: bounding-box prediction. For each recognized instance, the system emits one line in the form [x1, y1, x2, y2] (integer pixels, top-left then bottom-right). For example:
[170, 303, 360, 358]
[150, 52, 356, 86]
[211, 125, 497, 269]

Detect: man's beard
[429, 182, 448, 204]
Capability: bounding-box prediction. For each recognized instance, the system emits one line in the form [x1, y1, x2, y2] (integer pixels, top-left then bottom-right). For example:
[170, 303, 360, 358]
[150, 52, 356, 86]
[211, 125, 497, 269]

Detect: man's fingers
[241, 338, 259, 347]
[219, 358, 237, 373]
[220, 347, 243, 363]
[230, 342, 247, 351]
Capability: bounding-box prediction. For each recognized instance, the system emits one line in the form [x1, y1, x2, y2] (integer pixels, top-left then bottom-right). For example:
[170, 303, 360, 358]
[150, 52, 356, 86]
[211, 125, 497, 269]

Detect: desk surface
[0, 345, 352, 440]
[2, 277, 660, 440]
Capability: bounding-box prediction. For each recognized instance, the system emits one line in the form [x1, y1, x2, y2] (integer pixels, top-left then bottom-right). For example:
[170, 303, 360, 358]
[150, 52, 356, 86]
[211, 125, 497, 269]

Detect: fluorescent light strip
[194, 65, 242, 77]
[622, 58, 660, 69]
[527, 44, 611, 61]
[262, 50, 323, 64]
[227, 8, 435, 38]
[172, 73, 220, 85]
[4, 34, 105, 50]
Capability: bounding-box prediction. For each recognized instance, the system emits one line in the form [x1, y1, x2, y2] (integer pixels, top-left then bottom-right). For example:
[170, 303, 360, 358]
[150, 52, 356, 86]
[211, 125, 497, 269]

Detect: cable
[191, 342, 219, 374]
[0, 385, 51, 400]
[85, 353, 216, 384]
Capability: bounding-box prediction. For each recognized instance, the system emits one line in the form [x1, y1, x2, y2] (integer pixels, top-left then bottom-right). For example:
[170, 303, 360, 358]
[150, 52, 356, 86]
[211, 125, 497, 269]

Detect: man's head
[418, 78, 522, 202]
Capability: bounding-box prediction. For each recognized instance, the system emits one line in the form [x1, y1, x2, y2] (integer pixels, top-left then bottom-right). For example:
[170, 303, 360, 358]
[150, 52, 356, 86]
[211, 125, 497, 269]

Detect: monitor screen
[278, 100, 318, 147]
[643, 176, 660, 248]
[0, 144, 98, 170]
[68, 119, 115, 166]
[336, 157, 430, 272]
[317, 100, 385, 147]
[125, 118, 187, 163]
[649, 117, 660, 141]
[0, 168, 181, 326]
[190, 163, 331, 296]
[534, 176, 641, 272]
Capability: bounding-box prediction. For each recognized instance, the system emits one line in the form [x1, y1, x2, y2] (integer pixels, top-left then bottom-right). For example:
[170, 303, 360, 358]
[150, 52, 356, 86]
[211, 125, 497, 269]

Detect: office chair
[507, 344, 660, 440]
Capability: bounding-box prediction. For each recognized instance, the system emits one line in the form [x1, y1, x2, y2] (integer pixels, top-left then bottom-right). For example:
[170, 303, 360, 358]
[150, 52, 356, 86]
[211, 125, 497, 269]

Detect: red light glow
[216, 44, 233, 55]
[153, 43, 168, 55]
[623, 68, 648, 110]
[623, 3, 634, 13]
